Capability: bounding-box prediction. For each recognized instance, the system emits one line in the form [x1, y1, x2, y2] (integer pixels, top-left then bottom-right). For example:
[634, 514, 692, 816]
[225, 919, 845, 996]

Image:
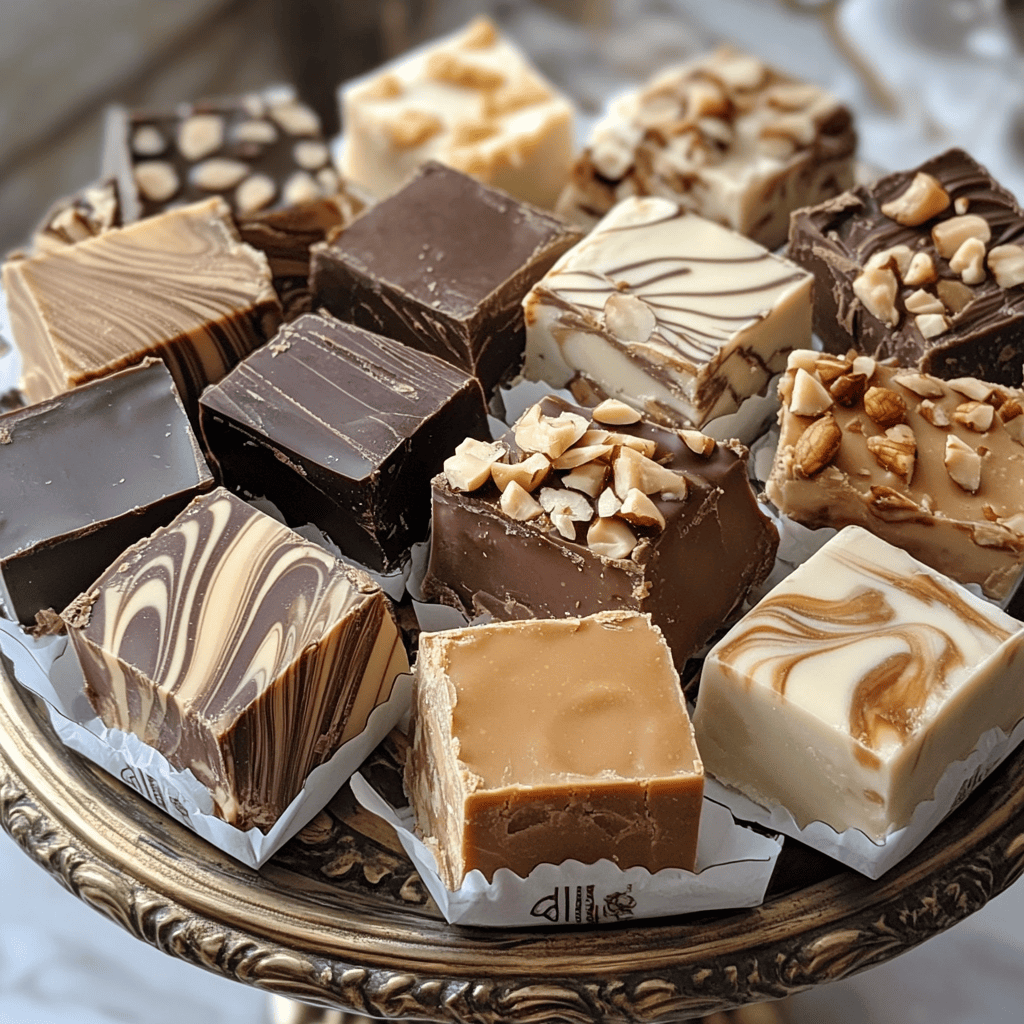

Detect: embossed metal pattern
[4, 664, 1024, 1023]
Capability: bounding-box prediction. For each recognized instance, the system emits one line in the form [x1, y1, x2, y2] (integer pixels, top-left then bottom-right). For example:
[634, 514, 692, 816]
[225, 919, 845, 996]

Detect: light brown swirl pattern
[522, 196, 812, 429]
[693, 525, 1024, 837]
[2, 197, 281, 418]
[63, 487, 408, 831]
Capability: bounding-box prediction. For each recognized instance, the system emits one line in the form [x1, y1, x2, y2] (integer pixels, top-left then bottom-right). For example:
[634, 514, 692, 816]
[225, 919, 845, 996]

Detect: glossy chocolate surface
[310, 161, 582, 392]
[0, 359, 212, 626]
[200, 313, 489, 572]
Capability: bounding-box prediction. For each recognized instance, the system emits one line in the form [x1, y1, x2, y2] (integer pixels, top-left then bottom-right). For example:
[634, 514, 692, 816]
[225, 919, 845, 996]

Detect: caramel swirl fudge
[407, 612, 704, 887]
[789, 148, 1024, 387]
[767, 351, 1024, 602]
[63, 487, 408, 831]
[339, 16, 575, 209]
[557, 46, 856, 248]
[421, 395, 778, 667]
[693, 526, 1024, 839]
[522, 196, 813, 428]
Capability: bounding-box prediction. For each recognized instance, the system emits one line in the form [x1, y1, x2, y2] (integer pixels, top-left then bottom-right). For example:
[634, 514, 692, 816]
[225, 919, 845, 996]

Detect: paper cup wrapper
[350, 773, 783, 928]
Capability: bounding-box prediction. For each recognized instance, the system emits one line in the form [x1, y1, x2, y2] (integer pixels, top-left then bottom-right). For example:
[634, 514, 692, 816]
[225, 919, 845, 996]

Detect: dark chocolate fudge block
[421, 395, 779, 667]
[63, 487, 409, 831]
[199, 313, 490, 572]
[310, 161, 582, 393]
[0, 359, 213, 626]
[789, 148, 1024, 386]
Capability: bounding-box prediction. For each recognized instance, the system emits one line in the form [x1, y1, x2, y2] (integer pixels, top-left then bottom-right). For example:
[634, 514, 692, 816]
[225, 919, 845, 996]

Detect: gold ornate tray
[3, 661, 1024, 1022]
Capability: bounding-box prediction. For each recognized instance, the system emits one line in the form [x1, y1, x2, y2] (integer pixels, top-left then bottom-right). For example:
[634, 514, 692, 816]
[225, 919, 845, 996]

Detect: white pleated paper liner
[0, 615, 413, 869]
[350, 772, 784, 928]
[702, 710, 1024, 881]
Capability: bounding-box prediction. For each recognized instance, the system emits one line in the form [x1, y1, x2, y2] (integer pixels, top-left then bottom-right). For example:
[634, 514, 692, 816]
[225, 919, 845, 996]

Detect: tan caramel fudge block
[339, 16, 575, 209]
[767, 350, 1024, 601]
[523, 196, 813, 428]
[406, 612, 704, 889]
[63, 487, 409, 832]
[557, 46, 856, 249]
[693, 526, 1024, 839]
[2, 197, 281, 419]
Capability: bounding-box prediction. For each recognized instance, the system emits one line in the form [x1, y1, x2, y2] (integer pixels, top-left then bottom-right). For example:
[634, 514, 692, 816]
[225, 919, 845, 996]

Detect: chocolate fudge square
[789, 148, 1024, 387]
[200, 313, 489, 572]
[310, 161, 582, 393]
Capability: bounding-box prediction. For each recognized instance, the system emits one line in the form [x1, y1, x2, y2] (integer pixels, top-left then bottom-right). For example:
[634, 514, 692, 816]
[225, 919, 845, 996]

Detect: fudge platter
[3, 15, 1024, 923]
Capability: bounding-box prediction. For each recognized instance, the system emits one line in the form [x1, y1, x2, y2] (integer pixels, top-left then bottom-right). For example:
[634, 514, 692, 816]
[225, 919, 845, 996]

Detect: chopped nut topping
[794, 413, 842, 477]
[936, 278, 975, 316]
[812, 357, 852, 385]
[863, 386, 906, 428]
[587, 516, 637, 559]
[482, 77, 552, 116]
[561, 461, 608, 498]
[191, 158, 250, 191]
[606, 432, 658, 458]
[361, 74, 404, 101]
[954, 196, 970, 215]
[592, 398, 641, 425]
[552, 443, 614, 469]
[539, 487, 593, 539]
[491, 451, 548, 492]
[852, 266, 899, 326]
[618, 488, 666, 530]
[915, 313, 949, 338]
[893, 372, 945, 398]
[514, 405, 589, 458]
[904, 289, 945, 316]
[686, 79, 730, 119]
[830, 372, 867, 407]
[134, 161, 179, 202]
[866, 244, 913, 278]
[880, 172, 950, 226]
[765, 82, 821, 110]
[945, 434, 982, 492]
[235, 174, 277, 213]
[918, 399, 951, 427]
[679, 429, 716, 456]
[789, 367, 834, 416]
[787, 348, 825, 374]
[947, 377, 994, 402]
[903, 251, 937, 287]
[178, 114, 224, 161]
[269, 101, 321, 136]
[932, 214, 991, 258]
[426, 51, 505, 89]
[949, 236, 987, 285]
[869, 486, 922, 517]
[866, 424, 916, 482]
[953, 401, 996, 432]
[987, 244, 1024, 289]
[444, 451, 493, 491]
[451, 118, 498, 146]
[596, 487, 623, 518]
[500, 481, 543, 520]
[604, 293, 657, 344]
[851, 355, 876, 380]
[1000, 398, 1024, 422]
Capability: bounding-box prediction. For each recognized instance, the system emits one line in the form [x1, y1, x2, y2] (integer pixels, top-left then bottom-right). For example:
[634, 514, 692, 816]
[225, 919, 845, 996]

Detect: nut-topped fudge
[693, 526, 1024, 839]
[789, 148, 1024, 387]
[339, 16, 575, 210]
[407, 611, 704, 887]
[63, 487, 409, 832]
[767, 350, 1024, 602]
[421, 395, 778, 667]
[522, 196, 813, 430]
[557, 46, 856, 249]
[311, 161, 582, 393]
[200, 313, 490, 573]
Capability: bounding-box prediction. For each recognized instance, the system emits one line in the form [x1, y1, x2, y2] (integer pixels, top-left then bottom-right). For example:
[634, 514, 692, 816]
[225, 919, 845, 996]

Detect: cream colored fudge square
[522, 196, 813, 429]
[692, 526, 1024, 840]
[339, 16, 574, 210]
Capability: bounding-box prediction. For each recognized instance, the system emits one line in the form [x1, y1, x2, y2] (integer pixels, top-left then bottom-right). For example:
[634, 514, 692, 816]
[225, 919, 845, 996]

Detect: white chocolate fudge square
[692, 526, 1024, 840]
[339, 16, 574, 210]
[557, 46, 856, 249]
[522, 196, 813, 429]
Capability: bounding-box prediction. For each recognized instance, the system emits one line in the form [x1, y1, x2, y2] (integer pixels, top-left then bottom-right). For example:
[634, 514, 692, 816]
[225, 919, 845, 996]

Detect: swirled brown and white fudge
[556, 46, 856, 249]
[693, 526, 1024, 839]
[789, 148, 1024, 387]
[2, 197, 281, 421]
[421, 395, 778, 667]
[62, 487, 409, 831]
[338, 16, 575, 210]
[407, 611, 704, 888]
[767, 350, 1024, 602]
[522, 196, 813, 429]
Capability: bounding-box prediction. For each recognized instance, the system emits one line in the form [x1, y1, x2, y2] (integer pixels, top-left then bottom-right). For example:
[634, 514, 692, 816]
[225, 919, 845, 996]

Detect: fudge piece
[199, 312, 490, 572]
[311, 161, 582, 393]
[2, 197, 281, 419]
[0, 359, 212, 627]
[102, 86, 366, 302]
[522, 196, 813, 429]
[767, 351, 1024, 602]
[692, 526, 1024, 839]
[789, 148, 1024, 387]
[407, 611, 704, 887]
[63, 487, 409, 831]
[339, 16, 575, 210]
[556, 46, 856, 249]
[421, 395, 778, 667]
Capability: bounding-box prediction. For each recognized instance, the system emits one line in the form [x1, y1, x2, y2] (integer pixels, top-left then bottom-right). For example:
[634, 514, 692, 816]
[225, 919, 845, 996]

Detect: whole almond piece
[794, 413, 842, 477]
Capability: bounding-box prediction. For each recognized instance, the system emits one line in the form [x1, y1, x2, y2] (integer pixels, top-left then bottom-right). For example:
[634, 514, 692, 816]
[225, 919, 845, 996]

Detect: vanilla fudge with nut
[556, 46, 856, 249]
[789, 148, 1024, 387]
[767, 351, 1024, 602]
[421, 395, 779, 668]
[522, 196, 813, 430]
[407, 611, 704, 888]
[693, 526, 1024, 839]
[339, 16, 575, 210]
